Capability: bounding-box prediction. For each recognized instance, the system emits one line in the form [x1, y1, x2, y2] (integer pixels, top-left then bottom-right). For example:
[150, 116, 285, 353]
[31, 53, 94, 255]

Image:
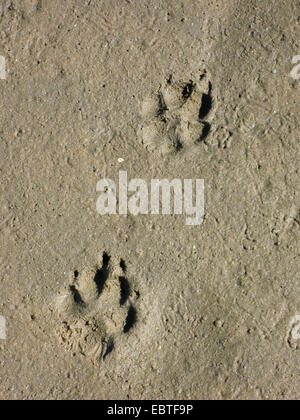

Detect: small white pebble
[214, 320, 224, 328]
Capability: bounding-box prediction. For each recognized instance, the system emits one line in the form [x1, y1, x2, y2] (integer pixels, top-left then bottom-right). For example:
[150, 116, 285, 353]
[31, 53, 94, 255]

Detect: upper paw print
[139, 71, 214, 155]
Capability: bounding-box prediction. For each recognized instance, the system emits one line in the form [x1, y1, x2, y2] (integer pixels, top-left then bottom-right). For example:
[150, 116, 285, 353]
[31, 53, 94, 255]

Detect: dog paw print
[55, 253, 139, 363]
[139, 71, 214, 155]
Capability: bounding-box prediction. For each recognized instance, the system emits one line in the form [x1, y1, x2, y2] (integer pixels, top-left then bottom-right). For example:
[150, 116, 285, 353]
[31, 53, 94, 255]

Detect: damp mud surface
[0, 0, 299, 400]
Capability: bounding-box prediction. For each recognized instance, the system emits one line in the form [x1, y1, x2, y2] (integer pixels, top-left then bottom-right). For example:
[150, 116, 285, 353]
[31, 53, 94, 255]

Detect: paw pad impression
[139, 71, 214, 155]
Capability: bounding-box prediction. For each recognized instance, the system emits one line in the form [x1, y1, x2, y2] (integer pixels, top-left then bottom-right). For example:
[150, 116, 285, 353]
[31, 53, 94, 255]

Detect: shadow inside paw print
[55, 252, 139, 364]
[139, 71, 214, 155]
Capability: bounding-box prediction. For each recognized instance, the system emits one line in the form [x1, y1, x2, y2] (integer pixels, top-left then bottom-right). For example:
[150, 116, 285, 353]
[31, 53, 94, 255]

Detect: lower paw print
[55, 252, 139, 363]
[138, 70, 214, 155]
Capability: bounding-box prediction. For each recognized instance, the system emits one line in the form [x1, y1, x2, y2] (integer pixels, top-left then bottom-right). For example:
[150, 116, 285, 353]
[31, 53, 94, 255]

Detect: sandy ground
[0, 0, 299, 400]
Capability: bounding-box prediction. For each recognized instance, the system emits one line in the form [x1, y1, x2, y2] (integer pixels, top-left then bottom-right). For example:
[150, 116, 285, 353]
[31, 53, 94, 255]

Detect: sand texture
[0, 0, 299, 400]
